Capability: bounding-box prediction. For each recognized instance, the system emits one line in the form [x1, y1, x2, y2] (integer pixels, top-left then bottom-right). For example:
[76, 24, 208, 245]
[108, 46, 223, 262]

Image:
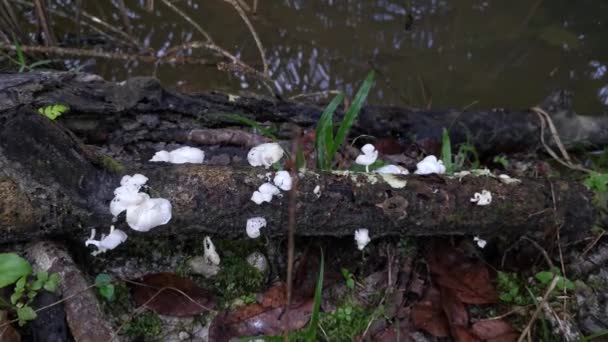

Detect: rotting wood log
[1, 71, 607, 157]
[0, 105, 596, 244]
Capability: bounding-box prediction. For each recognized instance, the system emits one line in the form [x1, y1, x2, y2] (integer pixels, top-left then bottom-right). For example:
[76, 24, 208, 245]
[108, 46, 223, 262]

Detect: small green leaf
[535, 271, 555, 285]
[0, 253, 32, 288]
[43, 273, 61, 293]
[37, 104, 69, 120]
[17, 306, 36, 326]
[95, 274, 115, 301]
[346, 278, 355, 290]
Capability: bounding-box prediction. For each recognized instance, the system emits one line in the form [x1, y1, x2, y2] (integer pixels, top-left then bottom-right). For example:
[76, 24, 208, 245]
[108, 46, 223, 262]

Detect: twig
[33, 0, 56, 46]
[10, 0, 140, 48]
[114, 0, 133, 37]
[222, 0, 268, 76]
[160, 0, 213, 43]
[284, 130, 300, 341]
[581, 229, 605, 258]
[531, 106, 591, 173]
[517, 276, 560, 342]
[289, 90, 341, 101]
[522, 236, 555, 269]
[112, 278, 215, 340]
[0, 43, 213, 65]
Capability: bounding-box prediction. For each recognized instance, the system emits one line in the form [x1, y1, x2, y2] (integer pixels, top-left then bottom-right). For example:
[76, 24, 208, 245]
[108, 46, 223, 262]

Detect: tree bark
[1, 71, 607, 157]
[0, 103, 596, 244]
[0, 72, 598, 244]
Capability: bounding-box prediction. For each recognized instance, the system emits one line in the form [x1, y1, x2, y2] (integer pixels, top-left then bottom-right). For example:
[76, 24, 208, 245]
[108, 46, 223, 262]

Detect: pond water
[25, 0, 608, 113]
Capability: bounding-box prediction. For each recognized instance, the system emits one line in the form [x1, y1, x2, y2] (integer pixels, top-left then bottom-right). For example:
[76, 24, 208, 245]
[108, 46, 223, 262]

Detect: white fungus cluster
[470, 190, 492, 206]
[247, 143, 284, 168]
[251, 183, 281, 204]
[85, 226, 128, 256]
[87, 174, 172, 255]
[150, 146, 205, 164]
[414, 155, 446, 175]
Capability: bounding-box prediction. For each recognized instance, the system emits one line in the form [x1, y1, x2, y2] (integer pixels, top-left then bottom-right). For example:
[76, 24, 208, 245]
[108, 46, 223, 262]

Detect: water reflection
[26, 0, 608, 113]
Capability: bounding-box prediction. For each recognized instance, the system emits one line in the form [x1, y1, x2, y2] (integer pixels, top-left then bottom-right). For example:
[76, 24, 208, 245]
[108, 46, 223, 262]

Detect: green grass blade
[11, 35, 27, 72]
[305, 250, 325, 341]
[328, 71, 374, 161]
[441, 128, 453, 174]
[315, 93, 344, 170]
[215, 113, 278, 140]
[29, 59, 54, 69]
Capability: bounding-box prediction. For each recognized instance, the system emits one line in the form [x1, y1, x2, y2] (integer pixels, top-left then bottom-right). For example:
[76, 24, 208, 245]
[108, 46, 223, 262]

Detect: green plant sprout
[0, 38, 53, 72]
[38, 104, 69, 120]
[0, 253, 61, 326]
[315, 71, 375, 170]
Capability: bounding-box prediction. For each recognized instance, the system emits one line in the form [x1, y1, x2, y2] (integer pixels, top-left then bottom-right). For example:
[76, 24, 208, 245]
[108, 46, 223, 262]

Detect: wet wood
[0, 72, 598, 244]
[0, 105, 596, 244]
[1, 71, 607, 157]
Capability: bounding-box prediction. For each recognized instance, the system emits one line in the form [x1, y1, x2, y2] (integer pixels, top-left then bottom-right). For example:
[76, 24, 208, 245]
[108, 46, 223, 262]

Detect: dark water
[31, 0, 608, 113]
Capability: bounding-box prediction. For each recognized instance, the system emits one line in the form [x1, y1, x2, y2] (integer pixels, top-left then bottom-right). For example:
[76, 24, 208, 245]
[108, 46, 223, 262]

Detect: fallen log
[0, 104, 596, 244]
[1, 71, 607, 157]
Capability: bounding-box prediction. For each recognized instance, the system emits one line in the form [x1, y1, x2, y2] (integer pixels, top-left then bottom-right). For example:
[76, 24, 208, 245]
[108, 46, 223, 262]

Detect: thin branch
[222, 0, 268, 76]
[10, 0, 140, 48]
[0, 43, 213, 65]
[160, 0, 214, 43]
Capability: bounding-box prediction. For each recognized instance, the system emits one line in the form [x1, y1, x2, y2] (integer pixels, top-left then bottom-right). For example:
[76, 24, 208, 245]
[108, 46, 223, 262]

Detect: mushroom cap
[247, 143, 284, 168]
[414, 155, 446, 175]
[355, 144, 379, 166]
[375, 164, 409, 175]
[361, 144, 376, 155]
[354, 228, 371, 250]
[150, 150, 171, 162]
[259, 183, 280, 195]
[100, 229, 128, 249]
[169, 146, 205, 164]
[273, 171, 292, 191]
[246, 217, 267, 238]
[126, 197, 172, 232]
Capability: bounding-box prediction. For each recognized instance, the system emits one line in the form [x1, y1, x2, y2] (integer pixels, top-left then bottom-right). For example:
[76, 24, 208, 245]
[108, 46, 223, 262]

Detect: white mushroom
[355, 144, 378, 172]
[414, 155, 446, 175]
[246, 217, 267, 239]
[313, 185, 321, 198]
[126, 195, 173, 232]
[273, 171, 292, 191]
[150, 146, 205, 164]
[251, 183, 281, 204]
[203, 236, 220, 266]
[470, 190, 492, 206]
[474, 236, 487, 249]
[354, 228, 371, 250]
[498, 174, 521, 185]
[85, 226, 128, 256]
[375, 164, 409, 175]
[247, 143, 284, 168]
[246, 252, 268, 273]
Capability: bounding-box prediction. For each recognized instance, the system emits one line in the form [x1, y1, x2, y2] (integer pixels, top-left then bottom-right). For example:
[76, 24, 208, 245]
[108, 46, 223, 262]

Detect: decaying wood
[1, 72, 607, 156]
[0, 103, 596, 244]
[0, 71, 599, 245]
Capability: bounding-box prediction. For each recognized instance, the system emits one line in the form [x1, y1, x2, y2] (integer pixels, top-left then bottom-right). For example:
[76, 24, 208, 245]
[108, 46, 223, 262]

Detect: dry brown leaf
[411, 285, 450, 337]
[471, 320, 518, 342]
[130, 272, 215, 317]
